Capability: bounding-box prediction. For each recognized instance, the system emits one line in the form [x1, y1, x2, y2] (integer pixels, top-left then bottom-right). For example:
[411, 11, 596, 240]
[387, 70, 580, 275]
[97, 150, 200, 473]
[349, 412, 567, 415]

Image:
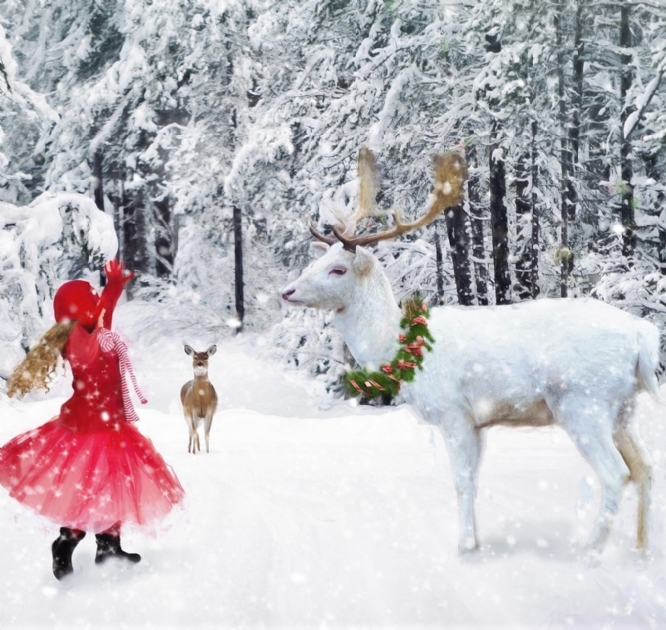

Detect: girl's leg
[94, 522, 141, 564]
[52, 527, 86, 580]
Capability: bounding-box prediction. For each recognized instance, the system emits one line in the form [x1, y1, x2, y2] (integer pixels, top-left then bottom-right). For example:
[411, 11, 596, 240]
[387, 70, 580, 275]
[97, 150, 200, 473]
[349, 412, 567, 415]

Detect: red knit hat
[53, 280, 101, 329]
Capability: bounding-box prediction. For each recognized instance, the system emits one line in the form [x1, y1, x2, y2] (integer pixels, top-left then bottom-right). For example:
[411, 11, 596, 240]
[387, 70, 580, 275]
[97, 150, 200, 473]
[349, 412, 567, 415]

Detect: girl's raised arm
[98, 260, 134, 330]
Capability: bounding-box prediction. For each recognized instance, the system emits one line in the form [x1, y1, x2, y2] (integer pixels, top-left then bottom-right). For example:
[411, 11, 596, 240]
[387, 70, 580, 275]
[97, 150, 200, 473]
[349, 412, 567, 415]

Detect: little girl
[0, 260, 184, 580]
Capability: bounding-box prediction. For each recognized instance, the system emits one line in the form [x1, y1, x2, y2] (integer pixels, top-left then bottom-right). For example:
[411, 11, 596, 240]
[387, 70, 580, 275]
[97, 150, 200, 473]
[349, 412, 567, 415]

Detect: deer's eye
[329, 267, 347, 276]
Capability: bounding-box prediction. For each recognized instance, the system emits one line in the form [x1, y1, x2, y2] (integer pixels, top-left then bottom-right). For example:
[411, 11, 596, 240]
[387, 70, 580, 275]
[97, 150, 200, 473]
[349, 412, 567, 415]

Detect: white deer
[281, 148, 661, 555]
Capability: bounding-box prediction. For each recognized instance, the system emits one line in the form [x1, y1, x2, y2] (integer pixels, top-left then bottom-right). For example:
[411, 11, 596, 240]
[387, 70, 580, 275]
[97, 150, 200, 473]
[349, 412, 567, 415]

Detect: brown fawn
[180, 345, 218, 454]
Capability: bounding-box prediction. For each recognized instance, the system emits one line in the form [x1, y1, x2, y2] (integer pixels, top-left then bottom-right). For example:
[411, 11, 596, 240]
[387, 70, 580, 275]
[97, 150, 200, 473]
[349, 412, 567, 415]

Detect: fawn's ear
[184, 345, 194, 356]
[207, 345, 217, 356]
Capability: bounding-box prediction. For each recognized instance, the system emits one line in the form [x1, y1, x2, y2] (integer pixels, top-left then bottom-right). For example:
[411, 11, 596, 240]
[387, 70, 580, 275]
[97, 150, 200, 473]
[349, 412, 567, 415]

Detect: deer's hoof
[582, 546, 603, 569]
[458, 537, 479, 554]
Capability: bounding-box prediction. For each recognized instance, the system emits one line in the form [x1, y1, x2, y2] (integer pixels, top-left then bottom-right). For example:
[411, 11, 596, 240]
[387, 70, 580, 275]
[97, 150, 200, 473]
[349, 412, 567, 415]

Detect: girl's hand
[104, 259, 134, 286]
[99, 260, 133, 330]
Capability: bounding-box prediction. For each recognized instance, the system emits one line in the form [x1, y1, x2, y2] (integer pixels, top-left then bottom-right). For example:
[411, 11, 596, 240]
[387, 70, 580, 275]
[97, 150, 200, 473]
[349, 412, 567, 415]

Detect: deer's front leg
[204, 414, 213, 453]
[186, 414, 198, 454]
[437, 414, 483, 553]
[194, 420, 201, 453]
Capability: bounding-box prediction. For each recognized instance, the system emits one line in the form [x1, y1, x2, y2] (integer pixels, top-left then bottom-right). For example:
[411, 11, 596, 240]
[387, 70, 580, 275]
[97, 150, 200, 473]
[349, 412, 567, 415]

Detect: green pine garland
[343, 296, 434, 400]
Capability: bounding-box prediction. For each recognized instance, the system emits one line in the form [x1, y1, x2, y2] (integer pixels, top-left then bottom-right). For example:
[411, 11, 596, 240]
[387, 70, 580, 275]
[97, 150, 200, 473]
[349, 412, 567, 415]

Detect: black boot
[94, 532, 141, 565]
[52, 527, 86, 580]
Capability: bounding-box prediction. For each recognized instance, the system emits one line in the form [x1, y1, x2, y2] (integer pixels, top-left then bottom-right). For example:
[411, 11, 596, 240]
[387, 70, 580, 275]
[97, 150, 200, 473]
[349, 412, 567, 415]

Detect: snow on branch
[0, 193, 117, 371]
[624, 54, 666, 140]
[367, 65, 419, 151]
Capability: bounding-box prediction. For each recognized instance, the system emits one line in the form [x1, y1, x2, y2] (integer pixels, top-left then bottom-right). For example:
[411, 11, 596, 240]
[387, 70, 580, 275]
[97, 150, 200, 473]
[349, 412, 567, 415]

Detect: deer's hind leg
[614, 401, 653, 550]
[553, 395, 630, 553]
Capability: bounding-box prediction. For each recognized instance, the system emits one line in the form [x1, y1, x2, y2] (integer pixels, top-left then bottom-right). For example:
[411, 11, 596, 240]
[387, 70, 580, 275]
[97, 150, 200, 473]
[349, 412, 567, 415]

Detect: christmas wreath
[343, 296, 434, 400]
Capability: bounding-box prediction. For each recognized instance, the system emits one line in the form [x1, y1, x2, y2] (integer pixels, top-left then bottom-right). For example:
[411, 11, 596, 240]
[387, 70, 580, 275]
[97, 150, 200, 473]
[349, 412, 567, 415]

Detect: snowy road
[1, 323, 666, 629]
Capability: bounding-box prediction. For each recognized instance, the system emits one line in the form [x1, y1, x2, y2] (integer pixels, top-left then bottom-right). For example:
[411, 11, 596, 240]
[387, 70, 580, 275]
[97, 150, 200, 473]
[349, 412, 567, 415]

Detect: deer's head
[281, 148, 467, 312]
[281, 241, 377, 311]
[185, 345, 217, 377]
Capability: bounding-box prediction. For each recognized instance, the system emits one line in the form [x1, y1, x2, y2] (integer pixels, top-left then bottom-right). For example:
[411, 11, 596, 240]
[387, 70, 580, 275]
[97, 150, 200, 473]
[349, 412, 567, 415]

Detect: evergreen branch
[342, 296, 434, 401]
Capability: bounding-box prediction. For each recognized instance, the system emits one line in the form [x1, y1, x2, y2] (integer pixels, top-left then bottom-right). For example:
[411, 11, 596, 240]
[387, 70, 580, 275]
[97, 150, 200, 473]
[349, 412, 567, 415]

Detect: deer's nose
[197, 362, 204, 367]
[282, 288, 296, 301]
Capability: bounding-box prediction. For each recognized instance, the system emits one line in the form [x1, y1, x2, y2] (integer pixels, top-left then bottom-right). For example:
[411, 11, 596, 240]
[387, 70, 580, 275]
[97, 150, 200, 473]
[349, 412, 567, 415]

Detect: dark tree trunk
[556, 5, 574, 297]
[644, 154, 666, 274]
[444, 205, 474, 305]
[92, 151, 105, 212]
[467, 143, 489, 305]
[586, 103, 612, 184]
[154, 198, 174, 278]
[620, 2, 636, 257]
[111, 170, 125, 265]
[569, 0, 585, 218]
[661, 211, 666, 275]
[122, 189, 150, 298]
[434, 233, 445, 306]
[489, 123, 512, 305]
[92, 151, 106, 287]
[122, 194, 138, 300]
[515, 151, 533, 300]
[530, 121, 540, 298]
[233, 205, 245, 332]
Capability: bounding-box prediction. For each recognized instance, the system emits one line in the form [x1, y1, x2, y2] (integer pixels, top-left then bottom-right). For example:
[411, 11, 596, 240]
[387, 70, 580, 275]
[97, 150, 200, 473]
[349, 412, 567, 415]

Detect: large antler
[330, 151, 468, 251]
[309, 224, 338, 245]
[342, 146, 381, 236]
[310, 149, 467, 251]
[310, 146, 381, 246]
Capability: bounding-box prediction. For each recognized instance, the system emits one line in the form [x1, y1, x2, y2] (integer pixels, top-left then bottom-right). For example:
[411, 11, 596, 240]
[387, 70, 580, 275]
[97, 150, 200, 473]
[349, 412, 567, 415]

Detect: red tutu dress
[0, 271, 184, 533]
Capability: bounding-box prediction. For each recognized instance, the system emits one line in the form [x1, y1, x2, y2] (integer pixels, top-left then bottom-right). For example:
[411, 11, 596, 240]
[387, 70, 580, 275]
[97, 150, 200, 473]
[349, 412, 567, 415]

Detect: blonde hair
[7, 321, 76, 398]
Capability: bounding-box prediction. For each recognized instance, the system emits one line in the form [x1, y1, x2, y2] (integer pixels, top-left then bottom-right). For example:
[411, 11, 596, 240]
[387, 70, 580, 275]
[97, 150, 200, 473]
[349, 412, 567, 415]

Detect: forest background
[1, 0, 666, 391]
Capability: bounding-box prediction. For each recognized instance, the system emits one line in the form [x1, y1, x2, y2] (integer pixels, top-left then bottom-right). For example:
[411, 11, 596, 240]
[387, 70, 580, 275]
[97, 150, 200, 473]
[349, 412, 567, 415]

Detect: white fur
[282, 243, 661, 554]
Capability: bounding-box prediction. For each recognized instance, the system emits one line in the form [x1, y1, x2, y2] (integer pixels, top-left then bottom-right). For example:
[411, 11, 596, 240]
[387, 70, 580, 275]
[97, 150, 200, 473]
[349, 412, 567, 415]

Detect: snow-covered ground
[1, 305, 666, 629]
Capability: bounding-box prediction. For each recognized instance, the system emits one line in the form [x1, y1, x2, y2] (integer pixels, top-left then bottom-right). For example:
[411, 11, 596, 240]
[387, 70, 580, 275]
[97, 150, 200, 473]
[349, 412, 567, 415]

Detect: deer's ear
[309, 241, 329, 259]
[207, 345, 217, 356]
[184, 345, 194, 356]
[352, 246, 374, 275]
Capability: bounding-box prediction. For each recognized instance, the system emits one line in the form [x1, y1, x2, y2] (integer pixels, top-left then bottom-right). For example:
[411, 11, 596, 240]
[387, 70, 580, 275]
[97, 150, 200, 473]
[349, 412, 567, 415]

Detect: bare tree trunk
[644, 153, 666, 274]
[92, 151, 106, 285]
[490, 122, 512, 305]
[556, 4, 573, 297]
[122, 193, 137, 300]
[434, 233, 445, 305]
[530, 121, 540, 298]
[660, 209, 666, 275]
[587, 102, 611, 185]
[154, 198, 174, 278]
[110, 168, 125, 264]
[620, 1, 636, 257]
[515, 150, 532, 300]
[467, 143, 489, 305]
[122, 188, 150, 299]
[172, 213, 180, 266]
[444, 205, 474, 305]
[233, 205, 245, 332]
[569, 0, 585, 219]
[92, 151, 105, 212]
